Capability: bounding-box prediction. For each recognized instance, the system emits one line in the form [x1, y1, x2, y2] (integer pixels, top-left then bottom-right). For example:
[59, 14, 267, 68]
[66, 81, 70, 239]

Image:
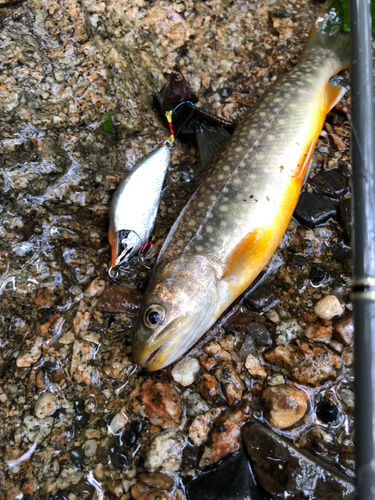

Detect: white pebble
[109, 409, 128, 434]
[314, 295, 344, 320]
[171, 357, 200, 387]
[83, 439, 98, 458]
[35, 392, 58, 420]
[144, 429, 187, 472]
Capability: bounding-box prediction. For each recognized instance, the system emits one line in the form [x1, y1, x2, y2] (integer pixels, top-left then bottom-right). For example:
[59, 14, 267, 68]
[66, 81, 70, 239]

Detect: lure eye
[144, 305, 166, 329]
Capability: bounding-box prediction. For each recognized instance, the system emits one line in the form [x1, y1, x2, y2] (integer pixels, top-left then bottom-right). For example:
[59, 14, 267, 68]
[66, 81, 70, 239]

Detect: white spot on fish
[198, 202, 205, 208]
[235, 147, 243, 153]
[267, 135, 275, 141]
[196, 234, 203, 241]
[188, 220, 196, 227]
[233, 177, 241, 185]
[206, 225, 213, 233]
[209, 237, 215, 243]
[274, 97, 281, 103]
[223, 197, 229, 201]
[196, 245, 203, 252]
[223, 187, 229, 193]
[218, 174, 225, 180]
[177, 240, 184, 246]
[250, 174, 257, 180]
[186, 231, 193, 237]
[259, 111, 266, 117]
[210, 195, 217, 201]
[219, 205, 229, 212]
[220, 220, 227, 228]
[223, 165, 230, 171]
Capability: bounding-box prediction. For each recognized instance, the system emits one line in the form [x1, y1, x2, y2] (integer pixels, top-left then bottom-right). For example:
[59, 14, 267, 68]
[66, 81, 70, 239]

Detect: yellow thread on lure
[132, 0, 350, 371]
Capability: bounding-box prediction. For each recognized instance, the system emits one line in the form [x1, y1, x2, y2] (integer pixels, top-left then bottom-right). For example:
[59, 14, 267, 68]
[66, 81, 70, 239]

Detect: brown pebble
[262, 385, 308, 429]
[138, 473, 175, 491]
[305, 323, 332, 343]
[333, 315, 354, 345]
[96, 285, 142, 316]
[245, 354, 267, 379]
[22, 478, 39, 495]
[342, 345, 354, 366]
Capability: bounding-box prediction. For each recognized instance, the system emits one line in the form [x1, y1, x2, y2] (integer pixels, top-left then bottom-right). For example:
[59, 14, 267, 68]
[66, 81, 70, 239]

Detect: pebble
[339, 388, 355, 410]
[267, 373, 285, 386]
[82, 439, 98, 458]
[16, 336, 43, 367]
[244, 285, 277, 311]
[314, 295, 344, 320]
[338, 197, 352, 241]
[311, 170, 348, 199]
[265, 343, 342, 386]
[245, 354, 267, 379]
[305, 323, 332, 343]
[265, 309, 280, 323]
[243, 422, 355, 499]
[199, 401, 251, 466]
[184, 392, 211, 417]
[35, 392, 58, 419]
[293, 192, 337, 228]
[138, 473, 174, 491]
[131, 483, 173, 500]
[187, 450, 263, 500]
[333, 315, 354, 345]
[239, 335, 257, 359]
[144, 430, 187, 473]
[214, 362, 244, 405]
[316, 401, 340, 424]
[189, 408, 222, 446]
[197, 373, 226, 407]
[275, 319, 301, 345]
[309, 264, 331, 286]
[171, 357, 200, 387]
[262, 385, 308, 429]
[96, 285, 142, 316]
[245, 323, 273, 347]
[21, 478, 38, 495]
[109, 409, 128, 434]
[342, 345, 354, 366]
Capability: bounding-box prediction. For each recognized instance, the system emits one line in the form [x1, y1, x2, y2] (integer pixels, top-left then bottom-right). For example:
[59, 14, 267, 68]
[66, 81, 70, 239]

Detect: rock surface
[96, 285, 142, 316]
[171, 357, 200, 387]
[314, 295, 344, 320]
[294, 193, 337, 228]
[262, 384, 308, 429]
[144, 430, 187, 473]
[243, 422, 355, 499]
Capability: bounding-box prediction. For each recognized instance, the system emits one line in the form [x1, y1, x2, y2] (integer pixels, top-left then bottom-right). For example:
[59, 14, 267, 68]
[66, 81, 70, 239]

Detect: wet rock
[96, 285, 142, 316]
[309, 264, 331, 285]
[85, 278, 106, 298]
[214, 362, 244, 405]
[71, 340, 96, 386]
[76, 477, 95, 498]
[171, 357, 200, 387]
[82, 439, 98, 458]
[245, 354, 267, 379]
[189, 408, 222, 446]
[187, 451, 263, 500]
[130, 379, 182, 428]
[267, 373, 285, 386]
[244, 285, 277, 311]
[294, 192, 337, 228]
[131, 482, 173, 500]
[311, 170, 348, 199]
[334, 315, 354, 345]
[338, 197, 352, 241]
[109, 408, 128, 434]
[264, 343, 342, 386]
[185, 392, 211, 417]
[70, 447, 85, 467]
[197, 373, 226, 407]
[275, 319, 301, 345]
[138, 473, 174, 491]
[226, 309, 260, 337]
[342, 345, 354, 366]
[199, 401, 251, 466]
[239, 335, 257, 359]
[101, 346, 133, 379]
[262, 385, 308, 429]
[21, 478, 39, 495]
[316, 400, 340, 424]
[339, 388, 354, 410]
[245, 322, 272, 347]
[16, 336, 43, 367]
[35, 392, 58, 419]
[266, 309, 280, 323]
[299, 427, 339, 461]
[24, 415, 54, 443]
[109, 436, 128, 469]
[339, 451, 355, 474]
[182, 443, 201, 470]
[305, 323, 333, 343]
[144, 429, 187, 473]
[314, 295, 344, 320]
[243, 422, 355, 499]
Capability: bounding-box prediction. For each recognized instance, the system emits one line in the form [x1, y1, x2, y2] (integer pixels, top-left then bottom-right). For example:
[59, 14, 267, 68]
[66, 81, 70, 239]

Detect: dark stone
[109, 436, 128, 468]
[245, 323, 272, 347]
[289, 253, 306, 269]
[96, 285, 142, 316]
[294, 193, 337, 228]
[311, 170, 348, 199]
[339, 452, 355, 474]
[316, 400, 340, 423]
[187, 451, 263, 500]
[272, 8, 291, 17]
[219, 87, 233, 99]
[338, 197, 352, 241]
[226, 309, 261, 337]
[309, 264, 331, 286]
[182, 443, 201, 470]
[243, 422, 355, 499]
[76, 477, 95, 499]
[70, 447, 85, 467]
[244, 285, 277, 311]
[331, 245, 351, 261]
[121, 420, 143, 447]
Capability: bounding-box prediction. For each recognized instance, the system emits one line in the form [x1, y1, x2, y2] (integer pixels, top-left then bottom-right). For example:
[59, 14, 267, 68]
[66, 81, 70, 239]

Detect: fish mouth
[134, 340, 175, 372]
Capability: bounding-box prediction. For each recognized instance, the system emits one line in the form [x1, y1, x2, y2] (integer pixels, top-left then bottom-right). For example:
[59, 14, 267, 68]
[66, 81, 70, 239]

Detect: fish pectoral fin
[325, 82, 346, 113]
[223, 228, 272, 294]
[196, 126, 231, 169]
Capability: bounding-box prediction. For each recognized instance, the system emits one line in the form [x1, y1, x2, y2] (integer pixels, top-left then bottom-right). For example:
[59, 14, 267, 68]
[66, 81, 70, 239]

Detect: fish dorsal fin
[196, 126, 231, 169]
[325, 82, 346, 113]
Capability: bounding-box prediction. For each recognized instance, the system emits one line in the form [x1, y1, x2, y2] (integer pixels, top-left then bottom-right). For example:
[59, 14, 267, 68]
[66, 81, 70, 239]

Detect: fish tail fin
[303, 0, 350, 72]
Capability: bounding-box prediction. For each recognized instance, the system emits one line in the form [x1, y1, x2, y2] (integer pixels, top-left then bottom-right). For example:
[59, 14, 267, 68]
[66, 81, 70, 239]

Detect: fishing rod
[349, 0, 375, 497]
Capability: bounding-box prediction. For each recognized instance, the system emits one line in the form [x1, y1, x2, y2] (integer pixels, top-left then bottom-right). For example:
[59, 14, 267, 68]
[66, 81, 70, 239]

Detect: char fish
[132, 1, 350, 370]
[108, 142, 171, 276]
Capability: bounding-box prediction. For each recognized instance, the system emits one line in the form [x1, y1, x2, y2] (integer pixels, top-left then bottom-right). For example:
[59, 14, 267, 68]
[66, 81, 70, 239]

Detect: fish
[108, 142, 172, 277]
[132, 0, 350, 371]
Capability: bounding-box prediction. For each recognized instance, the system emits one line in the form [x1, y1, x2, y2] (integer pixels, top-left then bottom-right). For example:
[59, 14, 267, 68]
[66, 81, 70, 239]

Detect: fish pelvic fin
[303, 0, 350, 73]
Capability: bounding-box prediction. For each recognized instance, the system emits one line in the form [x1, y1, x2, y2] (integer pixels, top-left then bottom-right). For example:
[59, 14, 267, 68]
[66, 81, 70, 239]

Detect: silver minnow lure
[108, 142, 172, 276]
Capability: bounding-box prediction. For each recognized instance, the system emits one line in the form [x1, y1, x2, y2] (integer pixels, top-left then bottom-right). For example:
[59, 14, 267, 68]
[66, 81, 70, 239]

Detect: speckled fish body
[108, 143, 170, 273]
[132, 8, 350, 371]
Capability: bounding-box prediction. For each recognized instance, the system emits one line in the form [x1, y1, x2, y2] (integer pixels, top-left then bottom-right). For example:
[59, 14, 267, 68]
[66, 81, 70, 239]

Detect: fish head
[132, 254, 218, 371]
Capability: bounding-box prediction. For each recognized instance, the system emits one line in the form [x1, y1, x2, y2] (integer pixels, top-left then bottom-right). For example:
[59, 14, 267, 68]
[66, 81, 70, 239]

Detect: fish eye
[143, 305, 166, 329]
